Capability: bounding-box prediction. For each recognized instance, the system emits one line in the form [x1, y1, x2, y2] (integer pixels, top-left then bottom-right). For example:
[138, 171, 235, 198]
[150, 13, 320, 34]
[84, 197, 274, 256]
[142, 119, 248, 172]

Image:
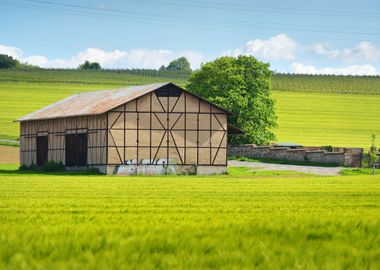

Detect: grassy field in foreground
[0, 170, 379, 269]
[1, 82, 379, 148]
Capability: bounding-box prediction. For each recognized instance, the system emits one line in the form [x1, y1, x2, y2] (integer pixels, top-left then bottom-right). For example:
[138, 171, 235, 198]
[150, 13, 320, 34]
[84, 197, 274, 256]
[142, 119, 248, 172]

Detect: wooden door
[36, 136, 48, 166]
[65, 133, 87, 166]
[76, 133, 87, 166]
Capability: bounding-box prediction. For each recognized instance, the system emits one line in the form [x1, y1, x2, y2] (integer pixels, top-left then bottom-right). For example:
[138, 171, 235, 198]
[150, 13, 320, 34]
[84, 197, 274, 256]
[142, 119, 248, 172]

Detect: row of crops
[1, 69, 380, 95]
[272, 74, 380, 95]
[0, 68, 189, 85]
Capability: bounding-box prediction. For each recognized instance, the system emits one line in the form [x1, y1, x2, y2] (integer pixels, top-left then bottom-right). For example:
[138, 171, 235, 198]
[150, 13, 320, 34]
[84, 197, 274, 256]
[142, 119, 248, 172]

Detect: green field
[0, 167, 379, 269]
[272, 74, 380, 95]
[274, 91, 380, 148]
[0, 69, 379, 147]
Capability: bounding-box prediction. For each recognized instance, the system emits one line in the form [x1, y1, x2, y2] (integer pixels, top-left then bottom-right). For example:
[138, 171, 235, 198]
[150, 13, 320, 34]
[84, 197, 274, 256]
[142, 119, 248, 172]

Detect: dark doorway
[36, 136, 48, 166]
[65, 133, 87, 166]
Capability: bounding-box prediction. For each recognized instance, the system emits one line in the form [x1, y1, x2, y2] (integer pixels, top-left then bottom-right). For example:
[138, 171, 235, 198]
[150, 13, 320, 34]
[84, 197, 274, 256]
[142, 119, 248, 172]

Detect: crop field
[0, 69, 379, 147]
[272, 74, 380, 95]
[274, 91, 380, 148]
[0, 167, 379, 269]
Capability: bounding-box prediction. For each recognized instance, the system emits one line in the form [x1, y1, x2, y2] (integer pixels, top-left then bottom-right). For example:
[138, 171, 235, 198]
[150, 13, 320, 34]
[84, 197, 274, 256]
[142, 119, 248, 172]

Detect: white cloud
[224, 34, 297, 61]
[1, 45, 204, 69]
[291, 63, 378, 75]
[311, 41, 380, 64]
[0, 45, 23, 59]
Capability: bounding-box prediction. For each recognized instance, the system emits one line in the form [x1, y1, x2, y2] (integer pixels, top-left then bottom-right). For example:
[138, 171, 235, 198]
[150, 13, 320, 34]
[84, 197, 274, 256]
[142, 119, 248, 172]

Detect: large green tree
[159, 57, 192, 73]
[187, 55, 277, 145]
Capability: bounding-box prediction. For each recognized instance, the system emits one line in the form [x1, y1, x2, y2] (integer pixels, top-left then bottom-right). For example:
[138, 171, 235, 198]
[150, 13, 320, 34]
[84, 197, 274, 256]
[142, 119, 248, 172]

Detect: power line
[7, 0, 380, 34]
[1, 0, 379, 42]
[128, 0, 380, 18]
[20, 0, 380, 33]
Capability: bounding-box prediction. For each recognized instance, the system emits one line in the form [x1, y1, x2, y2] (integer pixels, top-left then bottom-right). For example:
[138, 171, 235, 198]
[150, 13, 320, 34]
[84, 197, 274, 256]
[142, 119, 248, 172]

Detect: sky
[0, 0, 379, 75]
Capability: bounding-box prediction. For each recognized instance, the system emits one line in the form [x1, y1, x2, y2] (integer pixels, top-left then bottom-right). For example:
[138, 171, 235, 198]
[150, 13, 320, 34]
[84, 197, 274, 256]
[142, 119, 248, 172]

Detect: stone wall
[228, 145, 363, 167]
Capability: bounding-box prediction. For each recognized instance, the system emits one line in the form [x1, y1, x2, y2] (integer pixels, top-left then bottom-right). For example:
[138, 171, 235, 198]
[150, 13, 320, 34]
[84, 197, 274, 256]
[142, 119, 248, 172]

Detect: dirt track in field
[0, 145, 19, 164]
[228, 160, 343, 176]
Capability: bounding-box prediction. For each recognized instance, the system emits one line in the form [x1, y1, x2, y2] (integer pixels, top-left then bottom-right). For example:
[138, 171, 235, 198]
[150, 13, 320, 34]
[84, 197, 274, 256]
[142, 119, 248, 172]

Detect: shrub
[19, 161, 66, 172]
[41, 161, 66, 172]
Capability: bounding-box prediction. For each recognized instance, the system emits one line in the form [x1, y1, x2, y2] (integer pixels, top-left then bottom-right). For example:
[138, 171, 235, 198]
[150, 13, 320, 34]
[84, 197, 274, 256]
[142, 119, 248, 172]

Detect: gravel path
[228, 160, 343, 176]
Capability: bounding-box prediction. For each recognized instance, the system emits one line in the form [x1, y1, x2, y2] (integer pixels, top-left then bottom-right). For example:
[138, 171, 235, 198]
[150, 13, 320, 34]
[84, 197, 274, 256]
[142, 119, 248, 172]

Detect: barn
[17, 82, 242, 175]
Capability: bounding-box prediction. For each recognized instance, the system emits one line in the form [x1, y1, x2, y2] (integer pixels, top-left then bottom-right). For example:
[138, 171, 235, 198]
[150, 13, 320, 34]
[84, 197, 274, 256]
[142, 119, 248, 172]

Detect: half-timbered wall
[107, 88, 227, 166]
[20, 115, 107, 166]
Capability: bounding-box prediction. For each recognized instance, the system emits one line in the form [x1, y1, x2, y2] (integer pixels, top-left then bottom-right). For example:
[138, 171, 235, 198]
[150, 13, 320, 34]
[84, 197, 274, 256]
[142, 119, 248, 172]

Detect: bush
[19, 161, 66, 172]
[41, 161, 66, 172]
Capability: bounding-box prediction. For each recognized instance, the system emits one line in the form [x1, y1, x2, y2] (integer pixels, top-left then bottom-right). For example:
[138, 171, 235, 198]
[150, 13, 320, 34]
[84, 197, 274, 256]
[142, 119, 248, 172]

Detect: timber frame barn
[17, 82, 242, 175]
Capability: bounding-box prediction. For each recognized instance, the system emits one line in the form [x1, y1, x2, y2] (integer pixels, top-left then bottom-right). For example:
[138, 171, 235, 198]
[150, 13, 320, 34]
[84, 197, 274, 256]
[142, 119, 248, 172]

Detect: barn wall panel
[185, 93, 199, 112]
[20, 114, 107, 167]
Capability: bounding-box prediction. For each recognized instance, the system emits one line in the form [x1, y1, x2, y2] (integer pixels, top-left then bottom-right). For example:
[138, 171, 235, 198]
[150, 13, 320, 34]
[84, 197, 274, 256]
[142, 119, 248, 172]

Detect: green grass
[0, 170, 379, 269]
[0, 140, 19, 147]
[340, 168, 380, 175]
[274, 91, 380, 148]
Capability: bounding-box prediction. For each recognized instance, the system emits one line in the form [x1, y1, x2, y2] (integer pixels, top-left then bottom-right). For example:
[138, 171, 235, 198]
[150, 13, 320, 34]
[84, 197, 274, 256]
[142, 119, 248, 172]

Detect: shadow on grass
[0, 170, 102, 176]
[0, 165, 102, 176]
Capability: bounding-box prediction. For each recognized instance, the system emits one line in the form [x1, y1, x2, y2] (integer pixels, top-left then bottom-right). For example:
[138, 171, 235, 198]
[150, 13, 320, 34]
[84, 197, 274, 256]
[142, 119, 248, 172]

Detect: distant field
[0, 69, 379, 147]
[274, 91, 380, 148]
[272, 74, 380, 95]
[0, 169, 379, 269]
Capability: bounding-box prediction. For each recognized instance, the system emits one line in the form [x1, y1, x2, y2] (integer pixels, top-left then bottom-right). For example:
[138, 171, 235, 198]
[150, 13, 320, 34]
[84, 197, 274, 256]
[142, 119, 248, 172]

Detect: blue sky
[1, 0, 379, 74]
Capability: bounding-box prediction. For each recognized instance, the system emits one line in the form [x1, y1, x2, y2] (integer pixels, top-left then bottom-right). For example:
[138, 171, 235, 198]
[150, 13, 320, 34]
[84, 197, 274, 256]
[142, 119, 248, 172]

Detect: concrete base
[99, 165, 226, 175]
[196, 166, 227, 175]
[67, 165, 227, 175]
[106, 164, 197, 175]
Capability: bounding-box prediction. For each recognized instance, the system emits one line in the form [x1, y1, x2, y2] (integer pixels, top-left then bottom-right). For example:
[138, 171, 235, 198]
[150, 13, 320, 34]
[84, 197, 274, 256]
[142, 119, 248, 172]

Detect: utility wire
[1, 0, 379, 42]
[128, 0, 380, 18]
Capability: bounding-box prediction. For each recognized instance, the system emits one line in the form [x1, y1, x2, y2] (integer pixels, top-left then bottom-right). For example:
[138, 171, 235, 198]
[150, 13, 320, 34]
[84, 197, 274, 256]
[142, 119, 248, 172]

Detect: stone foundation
[228, 145, 363, 167]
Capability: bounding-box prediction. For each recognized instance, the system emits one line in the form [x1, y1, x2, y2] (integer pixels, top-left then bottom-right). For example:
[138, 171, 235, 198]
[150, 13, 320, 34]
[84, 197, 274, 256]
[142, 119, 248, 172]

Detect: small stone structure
[228, 145, 363, 167]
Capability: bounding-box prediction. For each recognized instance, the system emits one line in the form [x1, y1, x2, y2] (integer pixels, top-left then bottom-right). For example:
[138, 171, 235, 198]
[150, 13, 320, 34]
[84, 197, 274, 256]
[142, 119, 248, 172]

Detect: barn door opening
[65, 133, 87, 166]
[36, 136, 48, 166]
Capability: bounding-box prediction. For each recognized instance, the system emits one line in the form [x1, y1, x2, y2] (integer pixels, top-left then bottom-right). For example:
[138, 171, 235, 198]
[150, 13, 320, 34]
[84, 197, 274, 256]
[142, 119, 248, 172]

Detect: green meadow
[0, 167, 379, 269]
[274, 91, 380, 148]
[1, 69, 379, 147]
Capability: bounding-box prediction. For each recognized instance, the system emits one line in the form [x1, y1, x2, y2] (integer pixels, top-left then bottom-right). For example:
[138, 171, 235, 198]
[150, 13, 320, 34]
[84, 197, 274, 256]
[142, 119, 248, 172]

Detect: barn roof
[17, 82, 231, 122]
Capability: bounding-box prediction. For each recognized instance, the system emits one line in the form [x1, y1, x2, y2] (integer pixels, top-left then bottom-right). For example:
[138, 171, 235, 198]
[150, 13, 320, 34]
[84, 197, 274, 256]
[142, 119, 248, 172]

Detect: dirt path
[0, 145, 19, 164]
[228, 160, 343, 176]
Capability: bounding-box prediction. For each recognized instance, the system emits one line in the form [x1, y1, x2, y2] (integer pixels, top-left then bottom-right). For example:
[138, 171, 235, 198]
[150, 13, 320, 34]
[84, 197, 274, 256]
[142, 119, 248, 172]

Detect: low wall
[228, 145, 363, 167]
